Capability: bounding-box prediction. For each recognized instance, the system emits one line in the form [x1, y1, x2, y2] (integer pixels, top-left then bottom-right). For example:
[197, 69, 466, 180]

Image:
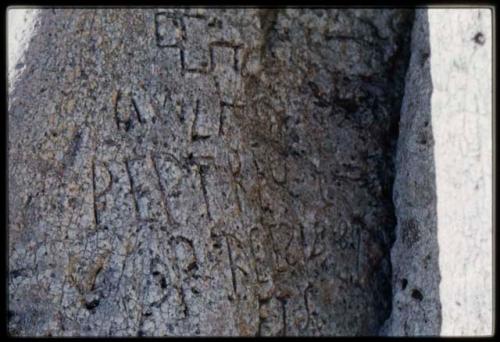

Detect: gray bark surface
[380, 10, 441, 336]
[8, 8, 420, 336]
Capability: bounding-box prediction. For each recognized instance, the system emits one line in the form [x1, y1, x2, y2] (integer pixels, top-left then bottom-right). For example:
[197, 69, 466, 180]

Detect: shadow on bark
[381, 9, 442, 336]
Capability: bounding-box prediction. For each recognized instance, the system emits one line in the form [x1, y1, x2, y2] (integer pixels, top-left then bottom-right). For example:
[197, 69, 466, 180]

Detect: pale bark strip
[428, 9, 493, 336]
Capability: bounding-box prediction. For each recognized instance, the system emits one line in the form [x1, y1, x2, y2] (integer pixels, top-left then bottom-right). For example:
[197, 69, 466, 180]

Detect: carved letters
[155, 12, 183, 48]
[114, 89, 158, 132]
[269, 222, 304, 272]
[249, 226, 272, 283]
[154, 11, 244, 81]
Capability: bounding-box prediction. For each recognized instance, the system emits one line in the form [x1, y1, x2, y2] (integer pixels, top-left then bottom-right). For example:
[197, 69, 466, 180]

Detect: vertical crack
[225, 235, 238, 297]
[198, 164, 212, 221]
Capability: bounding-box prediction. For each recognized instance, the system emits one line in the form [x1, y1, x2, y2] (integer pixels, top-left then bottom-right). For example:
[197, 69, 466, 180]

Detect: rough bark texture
[8, 8, 413, 336]
[8, 8, 492, 337]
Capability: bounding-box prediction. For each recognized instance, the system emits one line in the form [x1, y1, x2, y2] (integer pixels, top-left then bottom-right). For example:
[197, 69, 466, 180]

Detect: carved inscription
[224, 233, 252, 297]
[306, 207, 365, 285]
[183, 17, 210, 72]
[90, 152, 213, 231]
[155, 12, 183, 48]
[193, 159, 239, 223]
[114, 89, 133, 132]
[269, 223, 305, 272]
[170, 236, 198, 274]
[152, 153, 207, 226]
[154, 11, 244, 78]
[332, 218, 351, 249]
[269, 153, 287, 185]
[114, 89, 157, 132]
[210, 42, 243, 104]
[258, 297, 285, 336]
[191, 97, 220, 140]
[249, 226, 273, 283]
[169, 235, 199, 319]
[92, 159, 112, 227]
[131, 92, 157, 124]
[36, 8, 407, 337]
[90, 159, 116, 231]
[125, 156, 168, 224]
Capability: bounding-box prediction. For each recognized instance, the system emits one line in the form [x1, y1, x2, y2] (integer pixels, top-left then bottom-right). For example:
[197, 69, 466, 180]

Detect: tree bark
[8, 9, 413, 336]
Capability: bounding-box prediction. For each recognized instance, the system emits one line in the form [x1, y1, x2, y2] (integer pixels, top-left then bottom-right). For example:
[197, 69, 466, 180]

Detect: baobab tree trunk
[8, 8, 414, 336]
